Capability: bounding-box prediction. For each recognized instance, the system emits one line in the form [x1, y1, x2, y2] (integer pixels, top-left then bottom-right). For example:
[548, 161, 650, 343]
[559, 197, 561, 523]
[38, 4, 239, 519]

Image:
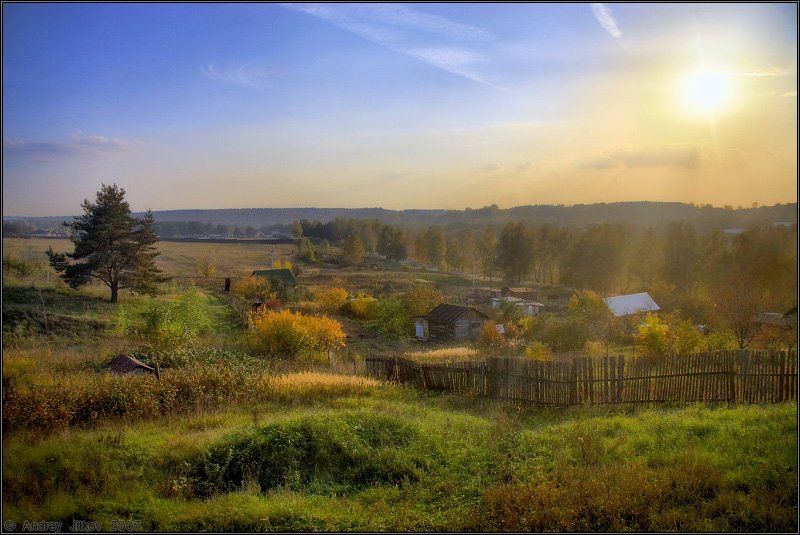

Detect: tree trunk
[110, 280, 119, 303]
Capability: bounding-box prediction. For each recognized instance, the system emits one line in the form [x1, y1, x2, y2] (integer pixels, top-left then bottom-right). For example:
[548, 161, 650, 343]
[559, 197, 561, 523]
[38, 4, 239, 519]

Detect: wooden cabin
[415, 303, 489, 341]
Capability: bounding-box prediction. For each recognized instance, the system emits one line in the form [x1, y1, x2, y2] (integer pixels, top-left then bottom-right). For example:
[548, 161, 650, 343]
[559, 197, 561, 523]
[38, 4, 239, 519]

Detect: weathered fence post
[616, 354, 624, 403]
[570, 358, 578, 405]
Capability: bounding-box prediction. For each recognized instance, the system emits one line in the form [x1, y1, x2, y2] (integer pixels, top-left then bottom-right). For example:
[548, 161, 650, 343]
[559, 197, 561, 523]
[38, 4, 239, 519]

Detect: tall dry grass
[403, 346, 480, 363]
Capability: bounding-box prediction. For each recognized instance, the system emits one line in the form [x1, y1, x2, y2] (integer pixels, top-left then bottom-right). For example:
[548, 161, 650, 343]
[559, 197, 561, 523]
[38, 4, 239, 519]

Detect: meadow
[2, 238, 797, 532]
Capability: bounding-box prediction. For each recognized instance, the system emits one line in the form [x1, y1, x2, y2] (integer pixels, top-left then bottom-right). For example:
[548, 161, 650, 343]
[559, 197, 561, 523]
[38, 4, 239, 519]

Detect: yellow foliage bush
[249, 308, 345, 359]
[272, 259, 293, 270]
[314, 287, 348, 311]
[477, 321, 506, 356]
[524, 341, 552, 361]
[234, 275, 273, 301]
[340, 296, 379, 319]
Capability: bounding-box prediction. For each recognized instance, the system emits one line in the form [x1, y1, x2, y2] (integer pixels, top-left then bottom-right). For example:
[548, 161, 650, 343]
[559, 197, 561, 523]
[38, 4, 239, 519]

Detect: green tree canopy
[46, 183, 166, 302]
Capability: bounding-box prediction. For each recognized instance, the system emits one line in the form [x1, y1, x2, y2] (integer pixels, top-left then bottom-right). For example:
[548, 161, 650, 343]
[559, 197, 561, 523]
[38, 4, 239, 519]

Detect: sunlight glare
[680, 68, 731, 115]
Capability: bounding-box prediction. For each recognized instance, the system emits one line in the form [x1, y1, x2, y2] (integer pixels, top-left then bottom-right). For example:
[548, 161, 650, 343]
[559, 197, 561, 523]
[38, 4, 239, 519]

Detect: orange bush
[234, 275, 273, 301]
[248, 308, 345, 359]
[477, 321, 506, 356]
[314, 287, 348, 311]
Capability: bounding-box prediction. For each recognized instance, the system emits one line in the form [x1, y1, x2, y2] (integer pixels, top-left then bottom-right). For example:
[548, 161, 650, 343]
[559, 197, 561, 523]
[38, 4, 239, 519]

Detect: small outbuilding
[491, 296, 544, 316]
[108, 354, 155, 376]
[603, 292, 660, 317]
[251, 268, 297, 287]
[414, 303, 489, 341]
[469, 287, 502, 301]
[501, 287, 538, 301]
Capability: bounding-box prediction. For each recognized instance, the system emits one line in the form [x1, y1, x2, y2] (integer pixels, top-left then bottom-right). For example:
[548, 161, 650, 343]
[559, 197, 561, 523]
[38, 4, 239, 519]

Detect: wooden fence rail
[365, 349, 797, 406]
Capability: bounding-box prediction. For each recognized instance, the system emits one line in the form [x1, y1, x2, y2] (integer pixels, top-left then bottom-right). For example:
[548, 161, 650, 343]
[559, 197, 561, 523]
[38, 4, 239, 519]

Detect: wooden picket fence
[365, 349, 797, 405]
[228, 292, 251, 326]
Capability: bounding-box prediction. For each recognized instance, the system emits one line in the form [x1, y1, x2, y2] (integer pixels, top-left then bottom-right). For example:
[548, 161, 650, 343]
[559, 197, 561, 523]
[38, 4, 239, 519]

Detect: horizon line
[4, 199, 798, 220]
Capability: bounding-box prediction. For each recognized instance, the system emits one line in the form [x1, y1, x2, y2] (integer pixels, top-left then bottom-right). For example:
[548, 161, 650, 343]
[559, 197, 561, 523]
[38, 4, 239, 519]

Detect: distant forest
[4, 201, 797, 237]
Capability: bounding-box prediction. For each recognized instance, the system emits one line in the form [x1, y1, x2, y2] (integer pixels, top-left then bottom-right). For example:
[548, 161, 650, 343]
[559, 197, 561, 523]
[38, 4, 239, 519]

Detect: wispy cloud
[733, 67, 790, 77]
[202, 63, 273, 91]
[591, 3, 621, 39]
[284, 3, 492, 42]
[282, 3, 502, 89]
[579, 146, 701, 170]
[483, 163, 499, 171]
[3, 133, 142, 160]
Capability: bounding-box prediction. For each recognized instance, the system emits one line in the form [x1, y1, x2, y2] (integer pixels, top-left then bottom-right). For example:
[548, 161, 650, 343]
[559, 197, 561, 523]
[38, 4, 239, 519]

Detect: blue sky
[3, 3, 797, 215]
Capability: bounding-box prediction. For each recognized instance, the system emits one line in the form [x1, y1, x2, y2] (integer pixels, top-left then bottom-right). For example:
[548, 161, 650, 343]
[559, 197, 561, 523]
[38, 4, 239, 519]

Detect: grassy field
[2, 238, 297, 279]
[2, 238, 797, 532]
[3, 390, 796, 532]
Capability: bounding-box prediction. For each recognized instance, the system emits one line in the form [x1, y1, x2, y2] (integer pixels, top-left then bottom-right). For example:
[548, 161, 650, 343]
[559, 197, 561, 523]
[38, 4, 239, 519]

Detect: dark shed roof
[108, 354, 154, 375]
[252, 268, 297, 286]
[426, 303, 488, 324]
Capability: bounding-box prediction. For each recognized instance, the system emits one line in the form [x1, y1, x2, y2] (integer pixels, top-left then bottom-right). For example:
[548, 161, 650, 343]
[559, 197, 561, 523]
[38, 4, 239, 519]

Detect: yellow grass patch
[403, 346, 480, 363]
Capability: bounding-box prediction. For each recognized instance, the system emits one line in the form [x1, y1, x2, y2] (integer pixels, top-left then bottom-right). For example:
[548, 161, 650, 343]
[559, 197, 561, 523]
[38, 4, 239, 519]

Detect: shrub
[139, 287, 211, 354]
[314, 287, 348, 311]
[248, 309, 345, 360]
[196, 256, 217, 277]
[340, 296, 379, 319]
[635, 313, 670, 356]
[524, 341, 551, 361]
[2, 369, 379, 432]
[543, 317, 588, 352]
[403, 284, 443, 318]
[272, 259, 293, 271]
[234, 275, 273, 301]
[671, 319, 705, 355]
[2, 363, 270, 431]
[190, 415, 426, 496]
[477, 321, 506, 356]
[2, 255, 45, 279]
[365, 296, 408, 337]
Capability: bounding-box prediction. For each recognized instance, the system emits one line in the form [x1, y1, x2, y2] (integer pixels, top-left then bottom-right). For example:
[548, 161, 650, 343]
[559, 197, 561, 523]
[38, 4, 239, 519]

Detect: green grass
[2, 238, 797, 532]
[3, 390, 796, 532]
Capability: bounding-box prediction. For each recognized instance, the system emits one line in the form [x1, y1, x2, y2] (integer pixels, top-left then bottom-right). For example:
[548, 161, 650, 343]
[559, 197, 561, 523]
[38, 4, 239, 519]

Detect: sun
[679, 68, 731, 115]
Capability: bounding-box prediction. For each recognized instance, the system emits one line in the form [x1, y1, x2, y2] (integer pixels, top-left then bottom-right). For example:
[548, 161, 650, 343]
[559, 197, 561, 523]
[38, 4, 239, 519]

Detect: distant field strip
[366, 349, 798, 405]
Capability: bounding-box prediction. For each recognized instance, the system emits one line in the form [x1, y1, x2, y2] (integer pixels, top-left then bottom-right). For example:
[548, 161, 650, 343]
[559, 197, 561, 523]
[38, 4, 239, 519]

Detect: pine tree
[46, 184, 167, 302]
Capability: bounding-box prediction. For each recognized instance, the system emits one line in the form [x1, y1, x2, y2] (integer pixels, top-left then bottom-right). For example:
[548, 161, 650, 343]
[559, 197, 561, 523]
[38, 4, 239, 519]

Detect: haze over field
[2, 3, 797, 216]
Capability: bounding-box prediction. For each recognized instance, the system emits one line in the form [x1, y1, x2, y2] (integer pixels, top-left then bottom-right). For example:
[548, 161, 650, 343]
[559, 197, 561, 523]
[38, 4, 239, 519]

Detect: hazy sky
[3, 2, 797, 215]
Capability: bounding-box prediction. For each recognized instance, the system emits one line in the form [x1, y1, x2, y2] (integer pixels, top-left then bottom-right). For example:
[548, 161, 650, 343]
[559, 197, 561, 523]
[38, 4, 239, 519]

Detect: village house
[603, 292, 660, 317]
[490, 296, 544, 316]
[414, 303, 489, 341]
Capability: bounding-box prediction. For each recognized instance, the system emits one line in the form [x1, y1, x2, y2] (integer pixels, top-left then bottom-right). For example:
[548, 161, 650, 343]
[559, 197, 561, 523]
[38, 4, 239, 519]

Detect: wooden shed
[501, 287, 538, 301]
[107, 354, 154, 376]
[415, 303, 489, 341]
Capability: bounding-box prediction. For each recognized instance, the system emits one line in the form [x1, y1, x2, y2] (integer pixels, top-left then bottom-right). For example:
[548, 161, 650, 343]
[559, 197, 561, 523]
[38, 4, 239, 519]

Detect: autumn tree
[377, 225, 408, 261]
[291, 220, 303, 238]
[495, 222, 535, 284]
[662, 220, 697, 289]
[341, 234, 366, 266]
[476, 226, 497, 281]
[560, 224, 626, 294]
[196, 256, 217, 277]
[46, 184, 166, 302]
[424, 227, 447, 270]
